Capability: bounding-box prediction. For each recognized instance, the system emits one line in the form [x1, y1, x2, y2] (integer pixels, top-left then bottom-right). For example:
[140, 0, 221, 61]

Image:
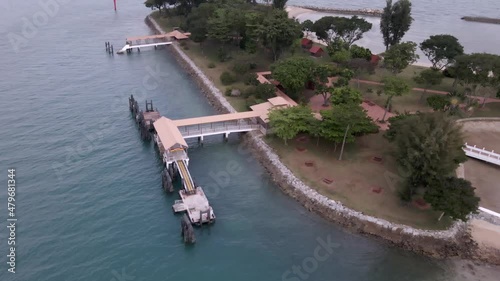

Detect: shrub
[350, 45, 372, 60]
[232, 62, 250, 75]
[243, 73, 259, 86]
[248, 62, 257, 70]
[366, 88, 374, 93]
[246, 96, 257, 107]
[427, 95, 451, 111]
[225, 87, 233, 96]
[243, 86, 256, 98]
[179, 41, 187, 47]
[208, 62, 216, 69]
[183, 45, 189, 50]
[220, 71, 236, 85]
[443, 67, 457, 78]
[254, 83, 276, 100]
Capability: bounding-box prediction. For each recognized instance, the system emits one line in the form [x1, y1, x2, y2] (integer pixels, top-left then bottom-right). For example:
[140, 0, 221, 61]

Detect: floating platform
[174, 187, 215, 225]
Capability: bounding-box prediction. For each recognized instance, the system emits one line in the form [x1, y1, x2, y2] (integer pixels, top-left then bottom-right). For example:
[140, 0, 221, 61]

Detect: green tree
[413, 69, 443, 102]
[145, 0, 166, 13]
[319, 103, 378, 151]
[454, 53, 500, 107]
[330, 48, 352, 65]
[389, 113, 467, 198]
[254, 83, 276, 99]
[380, 0, 413, 50]
[312, 16, 372, 47]
[348, 58, 375, 88]
[268, 105, 314, 145]
[383, 41, 419, 74]
[426, 95, 451, 111]
[384, 111, 414, 141]
[272, 0, 288, 9]
[257, 10, 302, 61]
[185, 3, 215, 49]
[381, 76, 411, 120]
[350, 45, 372, 60]
[424, 177, 479, 221]
[420, 34, 464, 70]
[207, 8, 232, 47]
[271, 57, 315, 100]
[301, 19, 314, 37]
[330, 87, 363, 105]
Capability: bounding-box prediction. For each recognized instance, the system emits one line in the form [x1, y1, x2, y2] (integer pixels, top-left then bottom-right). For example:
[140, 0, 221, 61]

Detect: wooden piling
[181, 214, 196, 244]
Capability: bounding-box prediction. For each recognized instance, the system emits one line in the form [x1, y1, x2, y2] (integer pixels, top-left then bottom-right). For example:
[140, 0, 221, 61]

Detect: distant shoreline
[289, 5, 382, 17]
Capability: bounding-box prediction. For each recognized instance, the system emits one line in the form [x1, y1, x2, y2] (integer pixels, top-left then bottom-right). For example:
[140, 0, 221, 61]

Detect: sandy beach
[286, 6, 315, 18]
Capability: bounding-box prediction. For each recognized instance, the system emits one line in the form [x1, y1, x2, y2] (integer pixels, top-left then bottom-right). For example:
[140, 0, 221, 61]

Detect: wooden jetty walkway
[117, 31, 190, 54]
[128, 94, 295, 242]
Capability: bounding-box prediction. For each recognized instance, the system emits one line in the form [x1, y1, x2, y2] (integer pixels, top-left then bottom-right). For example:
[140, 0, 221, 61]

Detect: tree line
[146, 0, 301, 61]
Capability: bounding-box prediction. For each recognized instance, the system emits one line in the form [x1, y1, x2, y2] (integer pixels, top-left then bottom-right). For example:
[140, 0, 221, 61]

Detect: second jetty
[461, 16, 500, 25]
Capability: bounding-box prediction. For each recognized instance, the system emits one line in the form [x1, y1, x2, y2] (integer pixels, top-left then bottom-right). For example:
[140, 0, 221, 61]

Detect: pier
[129, 94, 294, 242]
[117, 31, 191, 54]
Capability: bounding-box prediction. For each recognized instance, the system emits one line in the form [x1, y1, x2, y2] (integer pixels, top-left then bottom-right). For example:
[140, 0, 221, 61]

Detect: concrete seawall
[290, 5, 382, 17]
[145, 15, 499, 264]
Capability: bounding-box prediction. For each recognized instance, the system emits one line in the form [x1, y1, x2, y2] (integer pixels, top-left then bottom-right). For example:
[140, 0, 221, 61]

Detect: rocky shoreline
[145, 15, 499, 265]
[291, 5, 382, 17]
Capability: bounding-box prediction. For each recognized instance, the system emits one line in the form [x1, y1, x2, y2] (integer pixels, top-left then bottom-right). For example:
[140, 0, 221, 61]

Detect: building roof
[172, 111, 261, 127]
[268, 96, 289, 106]
[301, 38, 312, 46]
[154, 117, 188, 151]
[250, 97, 295, 122]
[167, 30, 189, 40]
[309, 46, 324, 54]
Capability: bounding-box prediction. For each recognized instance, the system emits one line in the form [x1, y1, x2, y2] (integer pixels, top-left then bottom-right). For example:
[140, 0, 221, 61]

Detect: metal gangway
[463, 143, 500, 166]
[175, 159, 196, 193]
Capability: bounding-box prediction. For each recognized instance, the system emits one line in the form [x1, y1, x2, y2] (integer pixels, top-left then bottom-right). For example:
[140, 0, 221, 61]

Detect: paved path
[354, 78, 500, 105]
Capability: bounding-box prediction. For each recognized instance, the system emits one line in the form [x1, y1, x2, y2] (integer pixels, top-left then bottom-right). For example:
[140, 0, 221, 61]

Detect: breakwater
[293, 5, 382, 17]
[461, 16, 500, 25]
[145, 15, 500, 265]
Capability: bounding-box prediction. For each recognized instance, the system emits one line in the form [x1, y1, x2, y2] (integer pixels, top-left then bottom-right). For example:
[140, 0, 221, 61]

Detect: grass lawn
[266, 132, 453, 230]
[358, 65, 465, 93]
[353, 82, 432, 113]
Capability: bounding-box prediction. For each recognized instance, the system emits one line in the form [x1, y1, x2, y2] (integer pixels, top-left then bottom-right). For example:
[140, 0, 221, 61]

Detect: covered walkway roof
[154, 117, 188, 150]
[127, 31, 191, 42]
[172, 111, 261, 127]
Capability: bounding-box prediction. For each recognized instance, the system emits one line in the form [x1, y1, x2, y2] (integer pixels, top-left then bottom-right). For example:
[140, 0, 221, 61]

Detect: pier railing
[179, 124, 261, 138]
[463, 143, 500, 166]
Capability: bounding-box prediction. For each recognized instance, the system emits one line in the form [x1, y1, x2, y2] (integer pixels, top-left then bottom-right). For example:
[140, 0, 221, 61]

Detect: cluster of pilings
[128, 95, 159, 141]
[181, 214, 195, 244]
[105, 42, 114, 55]
[161, 164, 177, 193]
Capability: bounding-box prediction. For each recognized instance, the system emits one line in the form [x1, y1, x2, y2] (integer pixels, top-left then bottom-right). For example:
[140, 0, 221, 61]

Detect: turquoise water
[0, 0, 490, 280]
